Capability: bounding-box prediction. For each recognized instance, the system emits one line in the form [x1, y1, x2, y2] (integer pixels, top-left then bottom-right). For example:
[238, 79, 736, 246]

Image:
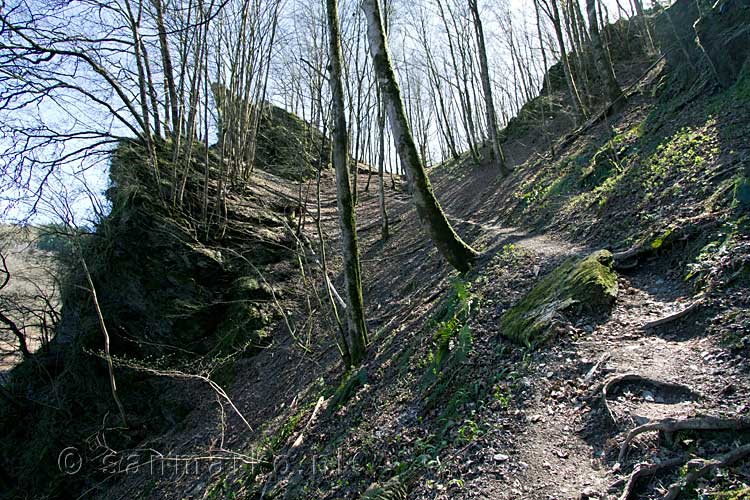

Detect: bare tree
[469, 0, 509, 176]
[586, 0, 623, 105]
[362, 0, 478, 273]
[536, 0, 588, 123]
[327, 0, 368, 367]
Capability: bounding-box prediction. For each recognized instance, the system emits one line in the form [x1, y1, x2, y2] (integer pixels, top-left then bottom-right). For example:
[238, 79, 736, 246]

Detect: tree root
[661, 443, 750, 500]
[641, 299, 704, 330]
[597, 373, 699, 427]
[615, 456, 687, 500]
[618, 416, 750, 463]
[612, 218, 720, 270]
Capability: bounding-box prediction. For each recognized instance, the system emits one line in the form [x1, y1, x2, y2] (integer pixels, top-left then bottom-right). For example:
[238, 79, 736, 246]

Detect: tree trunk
[631, 0, 655, 52]
[152, 0, 180, 138]
[361, 0, 478, 273]
[539, 0, 588, 123]
[468, 0, 509, 176]
[377, 85, 390, 241]
[586, 0, 623, 104]
[326, 0, 368, 367]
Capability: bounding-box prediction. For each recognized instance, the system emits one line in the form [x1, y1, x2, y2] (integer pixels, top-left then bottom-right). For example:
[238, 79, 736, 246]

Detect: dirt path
[333, 173, 748, 500]
[457, 260, 749, 500]
[388, 187, 748, 499]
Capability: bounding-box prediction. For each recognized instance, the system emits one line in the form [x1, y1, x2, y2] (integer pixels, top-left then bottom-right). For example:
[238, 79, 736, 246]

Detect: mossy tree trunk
[586, 0, 623, 105]
[361, 0, 478, 273]
[469, 0, 510, 177]
[326, 0, 368, 367]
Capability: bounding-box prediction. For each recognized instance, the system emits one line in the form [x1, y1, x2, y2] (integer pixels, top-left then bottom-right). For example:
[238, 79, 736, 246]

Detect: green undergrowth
[355, 279, 515, 499]
[709, 487, 750, 500]
[498, 50, 750, 249]
[501, 250, 618, 348]
[421, 278, 476, 381]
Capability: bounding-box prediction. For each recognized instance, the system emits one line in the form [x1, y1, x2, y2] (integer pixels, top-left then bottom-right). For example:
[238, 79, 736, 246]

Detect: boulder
[501, 250, 618, 347]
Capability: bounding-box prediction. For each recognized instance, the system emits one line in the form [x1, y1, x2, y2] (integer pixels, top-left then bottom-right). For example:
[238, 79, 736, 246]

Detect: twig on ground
[583, 353, 611, 384]
[291, 396, 326, 449]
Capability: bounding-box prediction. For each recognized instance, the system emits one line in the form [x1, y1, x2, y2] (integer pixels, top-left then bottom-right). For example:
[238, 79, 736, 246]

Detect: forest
[0, 0, 749, 498]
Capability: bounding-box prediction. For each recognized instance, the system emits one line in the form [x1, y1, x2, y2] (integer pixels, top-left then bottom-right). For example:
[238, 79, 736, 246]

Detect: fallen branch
[641, 299, 703, 330]
[619, 416, 750, 463]
[612, 218, 720, 269]
[616, 456, 687, 500]
[583, 353, 611, 384]
[291, 396, 325, 449]
[661, 443, 750, 500]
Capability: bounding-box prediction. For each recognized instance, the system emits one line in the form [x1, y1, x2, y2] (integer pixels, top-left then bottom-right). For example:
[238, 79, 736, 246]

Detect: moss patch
[500, 250, 618, 347]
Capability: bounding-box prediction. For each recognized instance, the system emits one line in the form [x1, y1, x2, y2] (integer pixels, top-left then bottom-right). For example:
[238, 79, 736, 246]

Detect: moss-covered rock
[501, 250, 618, 347]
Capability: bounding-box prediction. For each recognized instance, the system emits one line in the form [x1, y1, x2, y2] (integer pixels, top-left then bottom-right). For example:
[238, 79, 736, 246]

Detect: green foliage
[651, 228, 674, 250]
[423, 279, 476, 379]
[643, 122, 720, 191]
[710, 487, 750, 500]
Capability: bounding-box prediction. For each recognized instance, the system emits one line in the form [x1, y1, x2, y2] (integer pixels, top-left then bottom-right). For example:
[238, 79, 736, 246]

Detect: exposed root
[599, 373, 699, 427]
[612, 218, 719, 270]
[618, 416, 750, 463]
[615, 456, 687, 500]
[641, 299, 704, 330]
[661, 444, 750, 500]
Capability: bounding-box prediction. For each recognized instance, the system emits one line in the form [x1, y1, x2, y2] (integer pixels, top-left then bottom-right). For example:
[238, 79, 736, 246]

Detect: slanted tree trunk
[468, 0, 509, 176]
[586, 0, 623, 105]
[361, 0, 478, 273]
[326, 0, 368, 367]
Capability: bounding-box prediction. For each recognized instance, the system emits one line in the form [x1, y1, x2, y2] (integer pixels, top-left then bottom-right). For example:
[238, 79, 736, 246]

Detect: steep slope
[0, 138, 308, 498]
[1, 1, 749, 499]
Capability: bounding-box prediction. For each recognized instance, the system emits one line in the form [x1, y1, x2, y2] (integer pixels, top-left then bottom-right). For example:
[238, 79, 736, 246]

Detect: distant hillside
[0, 225, 59, 376]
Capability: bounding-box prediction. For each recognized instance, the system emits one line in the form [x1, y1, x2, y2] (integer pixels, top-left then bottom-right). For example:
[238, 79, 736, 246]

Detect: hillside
[0, 225, 59, 376]
[1, 1, 750, 499]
